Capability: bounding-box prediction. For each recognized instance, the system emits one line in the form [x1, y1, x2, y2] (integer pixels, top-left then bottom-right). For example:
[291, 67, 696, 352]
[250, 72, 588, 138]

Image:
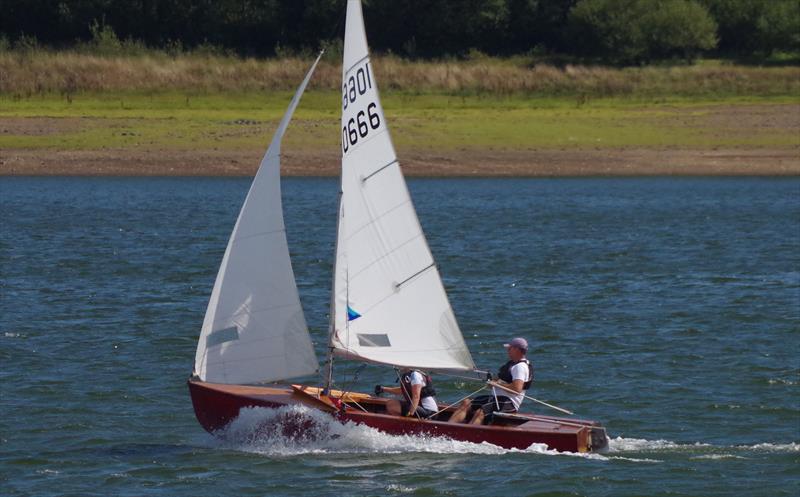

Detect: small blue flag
[347, 306, 361, 321]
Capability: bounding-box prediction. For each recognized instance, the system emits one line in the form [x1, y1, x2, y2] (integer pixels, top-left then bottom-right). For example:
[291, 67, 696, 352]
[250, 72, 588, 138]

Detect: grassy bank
[1, 51, 797, 176]
[1, 91, 798, 154]
[2, 50, 800, 98]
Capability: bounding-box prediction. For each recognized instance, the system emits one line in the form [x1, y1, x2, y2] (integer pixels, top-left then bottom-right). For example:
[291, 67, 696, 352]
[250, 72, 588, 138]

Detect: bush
[568, 0, 647, 64]
[755, 0, 800, 55]
[14, 34, 40, 53]
[88, 20, 122, 55]
[319, 38, 343, 63]
[642, 0, 718, 61]
[702, 0, 800, 56]
[81, 20, 148, 57]
[569, 0, 718, 64]
[191, 41, 231, 58]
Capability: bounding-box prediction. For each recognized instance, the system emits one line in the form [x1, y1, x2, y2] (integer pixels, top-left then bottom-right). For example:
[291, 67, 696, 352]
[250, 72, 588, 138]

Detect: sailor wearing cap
[448, 337, 533, 425]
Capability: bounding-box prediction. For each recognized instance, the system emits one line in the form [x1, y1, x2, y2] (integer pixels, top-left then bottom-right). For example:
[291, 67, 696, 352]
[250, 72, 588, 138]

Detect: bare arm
[489, 379, 524, 394]
[381, 386, 403, 395]
[508, 378, 524, 393]
[406, 383, 422, 415]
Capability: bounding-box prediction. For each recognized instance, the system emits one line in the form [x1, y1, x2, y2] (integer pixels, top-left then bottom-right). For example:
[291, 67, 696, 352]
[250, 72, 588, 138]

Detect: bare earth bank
[1, 147, 798, 176]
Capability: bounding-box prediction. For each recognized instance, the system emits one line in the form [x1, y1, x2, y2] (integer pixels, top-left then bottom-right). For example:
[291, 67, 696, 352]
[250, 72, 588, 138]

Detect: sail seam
[343, 54, 370, 76]
[207, 349, 311, 362]
[229, 227, 287, 244]
[344, 198, 412, 241]
[206, 356, 317, 382]
[330, 347, 473, 370]
[336, 345, 468, 354]
[348, 232, 427, 281]
[212, 302, 301, 326]
[205, 330, 316, 364]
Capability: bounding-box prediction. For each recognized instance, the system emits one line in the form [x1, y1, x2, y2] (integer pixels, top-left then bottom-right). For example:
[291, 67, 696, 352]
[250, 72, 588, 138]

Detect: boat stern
[587, 425, 609, 452]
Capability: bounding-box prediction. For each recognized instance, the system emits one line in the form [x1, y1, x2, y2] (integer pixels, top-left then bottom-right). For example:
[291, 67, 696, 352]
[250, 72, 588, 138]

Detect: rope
[435, 371, 492, 383]
[336, 364, 369, 412]
[429, 383, 489, 419]
[347, 398, 369, 413]
[487, 381, 574, 416]
[436, 371, 576, 416]
[523, 415, 596, 429]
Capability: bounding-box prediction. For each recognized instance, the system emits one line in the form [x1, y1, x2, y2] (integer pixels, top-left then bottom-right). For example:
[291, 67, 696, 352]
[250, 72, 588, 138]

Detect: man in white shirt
[375, 369, 439, 418]
[449, 337, 533, 425]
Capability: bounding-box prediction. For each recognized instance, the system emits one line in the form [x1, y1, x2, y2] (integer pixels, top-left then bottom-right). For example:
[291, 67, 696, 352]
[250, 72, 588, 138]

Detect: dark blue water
[1, 177, 798, 496]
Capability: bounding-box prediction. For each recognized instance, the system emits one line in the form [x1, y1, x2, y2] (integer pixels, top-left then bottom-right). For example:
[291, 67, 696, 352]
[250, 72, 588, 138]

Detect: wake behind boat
[188, 0, 608, 453]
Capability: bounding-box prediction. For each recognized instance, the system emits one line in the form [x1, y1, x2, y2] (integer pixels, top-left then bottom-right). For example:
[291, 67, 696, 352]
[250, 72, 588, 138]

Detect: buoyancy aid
[400, 370, 436, 400]
[497, 358, 533, 390]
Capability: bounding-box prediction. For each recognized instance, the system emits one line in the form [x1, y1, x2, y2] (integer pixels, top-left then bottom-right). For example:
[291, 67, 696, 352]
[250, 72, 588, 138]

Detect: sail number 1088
[342, 62, 381, 153]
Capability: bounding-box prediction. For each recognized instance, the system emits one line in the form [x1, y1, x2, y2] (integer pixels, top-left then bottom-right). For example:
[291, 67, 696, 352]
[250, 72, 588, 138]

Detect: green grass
[1, 91, 798, 152]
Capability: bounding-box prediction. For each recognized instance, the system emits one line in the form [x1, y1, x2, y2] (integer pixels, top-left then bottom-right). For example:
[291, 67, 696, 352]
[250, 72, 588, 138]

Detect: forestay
[194, 54, 322, 384]
[330, 0, 475, 371]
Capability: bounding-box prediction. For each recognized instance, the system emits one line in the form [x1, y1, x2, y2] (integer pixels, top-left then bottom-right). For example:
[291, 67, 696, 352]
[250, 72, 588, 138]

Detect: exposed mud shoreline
[1, 147, 798, 177]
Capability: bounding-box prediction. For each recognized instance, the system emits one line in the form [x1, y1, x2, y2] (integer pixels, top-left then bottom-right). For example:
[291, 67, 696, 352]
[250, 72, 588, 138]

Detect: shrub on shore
[569, 0, 719, 64]
[1, 0, 798, 62]
[1, 48, 798, 99]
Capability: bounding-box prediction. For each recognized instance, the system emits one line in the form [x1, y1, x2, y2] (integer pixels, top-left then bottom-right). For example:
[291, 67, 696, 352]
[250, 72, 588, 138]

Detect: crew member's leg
[448, 399, 472, 423]
[469, 398, 496, 424]
[469, 408, 485, 425]
[470, 396, 515, 425]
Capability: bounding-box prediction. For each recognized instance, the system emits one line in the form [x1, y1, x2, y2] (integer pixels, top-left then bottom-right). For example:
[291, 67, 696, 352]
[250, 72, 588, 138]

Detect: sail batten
[331, 0, 475, 372]
[194, 53, 323, 385]
[362, 160, 398, 182]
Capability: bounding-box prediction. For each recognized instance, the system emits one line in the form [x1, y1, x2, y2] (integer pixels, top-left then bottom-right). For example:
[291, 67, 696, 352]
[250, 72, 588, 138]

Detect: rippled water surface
[1, 177, 798, 496]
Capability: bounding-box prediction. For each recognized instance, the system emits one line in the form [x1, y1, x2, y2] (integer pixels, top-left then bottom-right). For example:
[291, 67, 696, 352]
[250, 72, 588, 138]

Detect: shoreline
[2, 147, 798, 177]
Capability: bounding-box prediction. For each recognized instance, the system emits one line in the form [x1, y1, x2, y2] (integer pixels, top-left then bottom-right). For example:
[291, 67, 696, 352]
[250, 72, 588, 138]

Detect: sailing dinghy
[189, 0, 608, 453]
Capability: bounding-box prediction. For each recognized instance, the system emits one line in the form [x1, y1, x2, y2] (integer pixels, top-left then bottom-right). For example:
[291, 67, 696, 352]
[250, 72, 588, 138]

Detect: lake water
[1, 177, 798, 496]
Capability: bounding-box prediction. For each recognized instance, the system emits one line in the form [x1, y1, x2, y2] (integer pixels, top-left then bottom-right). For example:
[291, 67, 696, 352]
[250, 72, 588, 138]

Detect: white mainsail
[330, 0, 475, 371]
[194, 54, 323, 384]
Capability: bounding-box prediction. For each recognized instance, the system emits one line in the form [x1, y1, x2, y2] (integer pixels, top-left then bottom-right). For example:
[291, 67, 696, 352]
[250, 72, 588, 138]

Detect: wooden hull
[188, 378, 608, 453]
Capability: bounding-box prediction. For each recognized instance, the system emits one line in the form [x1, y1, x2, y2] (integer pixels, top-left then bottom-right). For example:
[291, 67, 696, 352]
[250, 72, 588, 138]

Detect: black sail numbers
[342, 60, 381, 154]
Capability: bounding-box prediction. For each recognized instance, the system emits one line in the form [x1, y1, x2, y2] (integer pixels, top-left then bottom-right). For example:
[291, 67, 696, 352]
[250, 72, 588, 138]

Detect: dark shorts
[470, 395, 516, 416]
[401, 400, 437, 419]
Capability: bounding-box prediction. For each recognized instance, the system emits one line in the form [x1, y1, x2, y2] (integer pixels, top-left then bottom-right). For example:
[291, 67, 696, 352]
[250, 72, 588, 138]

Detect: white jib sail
[194, 54, 323, 384]
[330, 0, 475, 371]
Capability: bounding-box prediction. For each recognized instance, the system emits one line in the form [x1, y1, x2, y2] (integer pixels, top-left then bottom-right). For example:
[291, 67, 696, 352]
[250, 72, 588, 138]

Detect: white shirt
[493, 361, 529, 410]
[409, 371, 438, 412]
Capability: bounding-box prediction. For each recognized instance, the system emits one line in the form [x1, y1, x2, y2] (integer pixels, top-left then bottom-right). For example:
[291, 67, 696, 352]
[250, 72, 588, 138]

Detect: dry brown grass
[1, 50, 799, 97]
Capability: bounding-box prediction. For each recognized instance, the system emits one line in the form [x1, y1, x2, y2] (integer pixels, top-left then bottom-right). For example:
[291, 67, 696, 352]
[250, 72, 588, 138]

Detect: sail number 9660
[342, 102, 381, 153]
